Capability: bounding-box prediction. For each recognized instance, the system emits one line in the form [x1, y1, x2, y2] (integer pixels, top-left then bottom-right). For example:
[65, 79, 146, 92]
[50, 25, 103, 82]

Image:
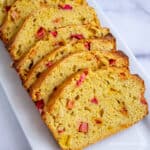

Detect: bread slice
[24, 36, 116, 89]
[0, 0, 86, 45]
[43, 67, 148, 150]
[29, 50, 129, 104]
[9, 5, 100, 61]
[0, 0, 15, 26]
[15, 25, 110, 82]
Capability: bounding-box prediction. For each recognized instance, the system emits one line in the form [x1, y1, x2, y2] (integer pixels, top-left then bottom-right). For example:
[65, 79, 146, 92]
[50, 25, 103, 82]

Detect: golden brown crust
[14, 25, 111, 82]
[29, 50, 129, 104]
[43, 67, 148, 150]
[0, 0, 87, 45]
[8, 5, 101, 61]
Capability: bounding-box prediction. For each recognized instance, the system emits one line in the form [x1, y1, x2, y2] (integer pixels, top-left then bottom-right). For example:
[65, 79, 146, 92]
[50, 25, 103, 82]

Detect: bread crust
[9, 5, 100, 61]
[0, 0, 87, 45]
[43, 67, 148, 150]
[14, 25, 110, 82]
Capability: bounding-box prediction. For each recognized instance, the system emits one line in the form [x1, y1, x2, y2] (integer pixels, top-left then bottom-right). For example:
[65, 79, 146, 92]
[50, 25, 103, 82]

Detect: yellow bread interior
[15, 25, 110, 82]
[0, 0, 86, 44]
[30, 50, 129, 104]
[9, 5, 100, 61]
[24, 36, 115, 89]
[43, 67, 148, 150]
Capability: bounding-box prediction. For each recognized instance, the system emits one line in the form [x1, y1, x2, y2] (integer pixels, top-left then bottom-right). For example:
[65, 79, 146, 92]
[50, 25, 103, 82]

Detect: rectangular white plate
[0, 1, 150, 150]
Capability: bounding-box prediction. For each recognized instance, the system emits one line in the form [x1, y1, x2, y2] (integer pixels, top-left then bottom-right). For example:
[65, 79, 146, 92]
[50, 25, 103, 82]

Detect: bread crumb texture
[43, 68, 148, 150]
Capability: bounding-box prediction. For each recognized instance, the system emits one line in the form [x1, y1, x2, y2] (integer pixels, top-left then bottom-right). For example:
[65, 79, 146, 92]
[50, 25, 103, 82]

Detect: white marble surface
[0, 0, 150, 149]
[97, 0, 150, 74]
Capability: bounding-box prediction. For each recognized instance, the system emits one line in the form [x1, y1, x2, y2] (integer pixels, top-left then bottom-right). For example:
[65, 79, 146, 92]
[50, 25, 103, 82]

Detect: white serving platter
[0, 0, 150, 150]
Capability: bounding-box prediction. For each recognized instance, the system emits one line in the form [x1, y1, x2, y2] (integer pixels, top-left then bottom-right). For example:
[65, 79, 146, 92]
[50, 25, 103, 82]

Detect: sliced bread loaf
[24, 36, 116, 89]
[15, 25, 110, 82]
[29, 50, 129, 105]
[0, 0, 15, 26]
[43, 67, 148, 150]
[0, 0, 86, 44]
[9, 5, 100, 61]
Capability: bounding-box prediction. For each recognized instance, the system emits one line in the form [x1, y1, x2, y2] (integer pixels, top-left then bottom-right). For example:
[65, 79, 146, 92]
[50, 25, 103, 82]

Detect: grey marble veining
[97, 0, 150, 75]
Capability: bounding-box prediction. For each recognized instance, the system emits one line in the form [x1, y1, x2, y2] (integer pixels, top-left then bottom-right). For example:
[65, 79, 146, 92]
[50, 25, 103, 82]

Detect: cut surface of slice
[0, 0, 15, 26]
[15, 25, 110, 82]
[43, 67, 148, 150]
[9, 5, 100, 61]
[0, 0, 86, 44]
[24, 36, 115, 89]
[30, 50, 129, 104]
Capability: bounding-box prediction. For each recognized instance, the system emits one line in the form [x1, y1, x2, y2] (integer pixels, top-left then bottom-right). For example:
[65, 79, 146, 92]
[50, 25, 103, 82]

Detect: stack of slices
[0, 0, 148, 149]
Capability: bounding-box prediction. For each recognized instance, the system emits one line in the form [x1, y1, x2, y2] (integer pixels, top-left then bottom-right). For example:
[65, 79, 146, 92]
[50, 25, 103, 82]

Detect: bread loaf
[24, 36, 115, 89]
[30, 50, 129, 104]
[9, 5, 100, 61]
[15, 25, 110, 82]
[43, 67, 148, 150]
[0, 0, 86, 44]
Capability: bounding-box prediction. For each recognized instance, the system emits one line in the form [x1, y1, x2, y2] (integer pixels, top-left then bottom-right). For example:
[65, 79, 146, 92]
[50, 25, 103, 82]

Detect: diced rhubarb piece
[79, 122, 88, 133]
[35, 100, 44, 114]
[45, 61, 53, 68]
[58, 4, 73, 10]
[95, 119, 102, 124]
[5, 6, 11, 12]
[49, 31, 58, 37]
[91, 97, 99, 105]
[84, 42, 91, 50]
[67, 100, 74, 110]
[141, 97, 148, 105]
[71, 34, 84, 40]
[109, 59, 116, 66]
[76, 70, 88, 86]
[36, 27, 46, 40]
[35, 100, 44, 109]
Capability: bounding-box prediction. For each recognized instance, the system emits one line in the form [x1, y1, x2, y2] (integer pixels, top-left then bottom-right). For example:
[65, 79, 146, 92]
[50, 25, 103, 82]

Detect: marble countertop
[0, 0, 150, 149]
[98, 0, 150, 74]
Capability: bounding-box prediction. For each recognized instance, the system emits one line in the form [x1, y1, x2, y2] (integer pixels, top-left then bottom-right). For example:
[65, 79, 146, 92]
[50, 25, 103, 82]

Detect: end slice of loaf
[29, 50, 129, 105]
[24, 36, 115, 89]
[0, 0, 15, 26]
[0, 0, 86, 45]
[15, 25, 110, 82]
[43, 67, 148, 150]
[9, 5, 100, 61]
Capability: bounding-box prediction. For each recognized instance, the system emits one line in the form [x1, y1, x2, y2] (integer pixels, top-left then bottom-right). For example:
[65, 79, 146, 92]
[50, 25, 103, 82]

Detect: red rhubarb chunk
[49, 31, 58, 37]
[91, 97, 99, 105]
[76, 70, 88, 86]
[79, 122, 88, 133]
[36, 27, 46, 40]
[141, 97, 148, 105]
[35, 100, 44, 114]
[35, 100, 44, 109]
[5, 6, 11, 12]
[45, 61, 53, 68]
[71, 34, 84, 40]
[84, 42, 91, 50]
[67, 100, 74, 110]
[109, 59, 116, 66]
[59, 4, 72, 10]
